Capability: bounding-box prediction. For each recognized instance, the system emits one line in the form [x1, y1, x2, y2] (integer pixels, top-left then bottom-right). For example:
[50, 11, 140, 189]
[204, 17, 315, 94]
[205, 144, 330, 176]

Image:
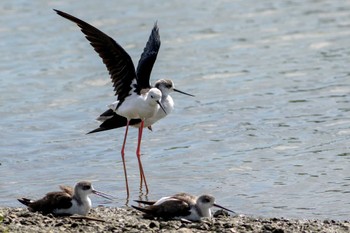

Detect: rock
[0, 207, 349, 232]
[149, 221, 160, 228]
[54, 222, 64, 227]
[213, 209, 230, 218]
[177, 228, 193, 233]
[71, 222, 79, 228]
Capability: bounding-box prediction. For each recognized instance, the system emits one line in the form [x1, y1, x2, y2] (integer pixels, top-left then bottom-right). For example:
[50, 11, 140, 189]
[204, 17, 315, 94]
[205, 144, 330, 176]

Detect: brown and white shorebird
[132, 193, 235, 222]
[17, 181, 114, 216]
[54, 9, 192, 197]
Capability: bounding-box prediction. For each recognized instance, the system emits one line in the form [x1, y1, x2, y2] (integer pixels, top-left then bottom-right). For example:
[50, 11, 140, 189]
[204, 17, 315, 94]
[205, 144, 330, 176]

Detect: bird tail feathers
[133, 200, 156, 205]
[17, 198, 33, 207]
[131, 205, 154, 215]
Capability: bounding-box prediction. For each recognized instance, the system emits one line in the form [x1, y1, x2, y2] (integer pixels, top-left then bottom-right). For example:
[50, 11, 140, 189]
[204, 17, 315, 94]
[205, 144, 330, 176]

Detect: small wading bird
[17, 181, 114, 216]
[87, 79, 194, 134]
[85, 19, 194, 134]
[54, 10, 192, 197]
[132, 193, 236, 222]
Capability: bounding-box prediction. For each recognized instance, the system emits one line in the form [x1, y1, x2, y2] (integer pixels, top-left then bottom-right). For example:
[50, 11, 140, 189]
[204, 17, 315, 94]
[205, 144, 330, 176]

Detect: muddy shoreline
[0, 207, 349, 232]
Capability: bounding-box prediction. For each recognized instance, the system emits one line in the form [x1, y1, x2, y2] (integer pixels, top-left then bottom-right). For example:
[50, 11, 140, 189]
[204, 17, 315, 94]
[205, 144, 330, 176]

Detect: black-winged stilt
[86, 18, 194, 134]
[132, 193, 235, 222]
[88, 79, 194, 133]
[54, 10, 168, 197]
[18, 181, 114, 216]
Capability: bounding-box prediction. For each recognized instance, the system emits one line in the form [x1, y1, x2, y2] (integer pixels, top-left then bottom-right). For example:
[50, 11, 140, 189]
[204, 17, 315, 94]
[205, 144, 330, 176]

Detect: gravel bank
[0, 207, 349, 233]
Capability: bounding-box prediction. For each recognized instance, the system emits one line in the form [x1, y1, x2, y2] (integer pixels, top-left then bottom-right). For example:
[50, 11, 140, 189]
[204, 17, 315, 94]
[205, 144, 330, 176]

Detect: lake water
[1, 0, 349, 220]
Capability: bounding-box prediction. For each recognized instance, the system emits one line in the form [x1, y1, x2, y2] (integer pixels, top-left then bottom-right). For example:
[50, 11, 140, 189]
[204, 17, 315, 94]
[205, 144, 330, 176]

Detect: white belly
[143, 96, 173, 127]
[109, 94, 159, 120]
[53, 198, 91, 216]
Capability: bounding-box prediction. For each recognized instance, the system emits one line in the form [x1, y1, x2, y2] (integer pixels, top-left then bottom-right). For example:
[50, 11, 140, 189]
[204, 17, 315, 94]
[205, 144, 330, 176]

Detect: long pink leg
[136, 120, 149, 194]
[121, 121, 130, 198]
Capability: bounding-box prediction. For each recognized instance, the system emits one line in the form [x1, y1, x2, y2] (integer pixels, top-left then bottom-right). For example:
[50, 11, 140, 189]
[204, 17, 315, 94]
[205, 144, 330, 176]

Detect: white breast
[53, 198, 92, 216]
[143, 95, 174, 127]
[111, 92, 159, 120]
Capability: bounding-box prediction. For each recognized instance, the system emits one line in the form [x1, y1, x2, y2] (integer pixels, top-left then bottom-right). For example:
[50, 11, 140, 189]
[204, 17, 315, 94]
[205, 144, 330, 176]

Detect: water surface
[1, 0, 349, 220]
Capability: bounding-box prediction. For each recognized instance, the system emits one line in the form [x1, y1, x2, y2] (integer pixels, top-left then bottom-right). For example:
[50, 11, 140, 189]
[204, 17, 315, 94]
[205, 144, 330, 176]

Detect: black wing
[20, 191, 72, 215]
[54, 9, 136, 101]
[18, 198, 33, 207]
[134, 200, 156, 205]
[132, 199, 191, 219]
[136, 22, 160, 90]
[41, 191, 73, 215]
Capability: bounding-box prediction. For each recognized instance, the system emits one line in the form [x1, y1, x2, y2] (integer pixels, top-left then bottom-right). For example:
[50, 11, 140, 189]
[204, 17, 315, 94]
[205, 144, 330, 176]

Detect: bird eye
[166, 84, 172, 88]
[150, 95, 154, 98]
[203, 198, 210, 203]
[82, 185, 91, 190]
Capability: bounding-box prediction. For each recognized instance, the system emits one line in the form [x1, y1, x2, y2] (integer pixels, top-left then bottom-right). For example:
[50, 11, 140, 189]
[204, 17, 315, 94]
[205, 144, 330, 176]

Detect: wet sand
[1, 207, 349, 232]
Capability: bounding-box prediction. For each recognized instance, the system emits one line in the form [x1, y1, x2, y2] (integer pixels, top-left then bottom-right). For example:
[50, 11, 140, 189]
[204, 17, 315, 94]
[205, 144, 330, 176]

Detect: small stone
[242, 224, 253, 231]
[197, 223, 210, 230]
[55, 222, 64, 227]
[149, 221, 159, 228]
[58, 226, 66, 231]
[177, 228, 193, 233]
[19, 212, 32, 218]
[71, 222, 79, 228]
[262, 224, 273, 231]
[214, 209, 230, 218]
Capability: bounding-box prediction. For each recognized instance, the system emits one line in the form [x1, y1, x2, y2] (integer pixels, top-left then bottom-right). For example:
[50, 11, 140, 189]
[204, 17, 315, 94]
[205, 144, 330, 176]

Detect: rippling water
[1, 0, 349, 220]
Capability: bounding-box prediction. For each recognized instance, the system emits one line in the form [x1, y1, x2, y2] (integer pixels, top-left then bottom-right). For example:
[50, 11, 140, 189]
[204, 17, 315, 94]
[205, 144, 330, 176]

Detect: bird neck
[161, 93, 170, 101]
[196, 205, 212, 218]
[71, 194, 92, 216]
[73, 194, 91, 207]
